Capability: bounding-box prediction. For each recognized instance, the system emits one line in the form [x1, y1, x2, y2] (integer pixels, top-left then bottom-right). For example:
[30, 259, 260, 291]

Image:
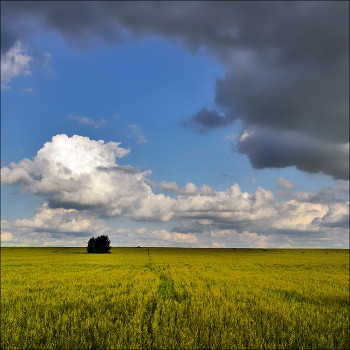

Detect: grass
[1, 247, 349, 349]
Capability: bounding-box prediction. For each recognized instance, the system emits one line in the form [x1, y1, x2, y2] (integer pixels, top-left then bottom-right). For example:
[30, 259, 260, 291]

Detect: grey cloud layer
[1, 1, 349, 179]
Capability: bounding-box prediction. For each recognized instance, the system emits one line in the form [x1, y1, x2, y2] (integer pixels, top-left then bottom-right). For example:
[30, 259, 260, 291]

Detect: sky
[1, 1, 349, 248]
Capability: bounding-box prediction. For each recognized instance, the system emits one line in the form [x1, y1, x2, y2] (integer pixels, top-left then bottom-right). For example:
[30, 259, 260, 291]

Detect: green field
[1, 247, 349, 349]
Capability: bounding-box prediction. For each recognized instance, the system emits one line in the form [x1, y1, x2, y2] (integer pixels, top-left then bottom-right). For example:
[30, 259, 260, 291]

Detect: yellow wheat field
[1, 247, 349, 349]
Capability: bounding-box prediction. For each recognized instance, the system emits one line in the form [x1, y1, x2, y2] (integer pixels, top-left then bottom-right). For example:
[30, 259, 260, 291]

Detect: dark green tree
[87, 235, 111, 253]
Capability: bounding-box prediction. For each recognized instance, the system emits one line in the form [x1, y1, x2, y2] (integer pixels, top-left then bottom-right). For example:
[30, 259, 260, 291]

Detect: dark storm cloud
[3, 2, 347, 57]
[237, 128, 349, 180]
[190, 108, 227, 132]
[214, 51, 349, 143]
[0, 2, 288, 54]
[2, 1, 348, 179]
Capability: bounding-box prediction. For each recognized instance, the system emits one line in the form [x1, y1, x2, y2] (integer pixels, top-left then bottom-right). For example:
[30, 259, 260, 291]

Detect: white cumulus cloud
[1, 134, 174, 221]
[1, 134, 348, 247]
[179, 183, 198, 195]
[174, 184, 276, 223]
[14, 202, 111, 235]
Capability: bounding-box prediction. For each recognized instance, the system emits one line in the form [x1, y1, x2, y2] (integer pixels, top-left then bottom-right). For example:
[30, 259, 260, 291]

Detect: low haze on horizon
[1, 1, 349, 248]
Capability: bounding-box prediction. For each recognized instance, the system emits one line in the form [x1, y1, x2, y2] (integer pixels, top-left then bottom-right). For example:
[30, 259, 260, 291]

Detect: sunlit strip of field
[1, 248, 349, 349]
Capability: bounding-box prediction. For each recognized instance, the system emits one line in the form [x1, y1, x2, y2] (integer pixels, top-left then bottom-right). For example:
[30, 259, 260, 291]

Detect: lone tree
[87, 235, 111, 253]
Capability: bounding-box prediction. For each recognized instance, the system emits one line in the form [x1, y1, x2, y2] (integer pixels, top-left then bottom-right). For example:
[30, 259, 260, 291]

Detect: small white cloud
[94, 119, 106, 129]
[249, 173, 257, 184]
[23, 88, 33, 93]
[129, 124, 149, 144]
[78, 116, 94, 125]
[68, 114, 92, 124]
[159, 180, 180, 193]
[43, 53, 51, 67]
[276, 177, 295, 191]
[180, 183, 198, 195]
[1, 42, 33, 88]
[240, 130, 254, 142]
[68, 114, 106, 128]
[224, 134, 236, 142]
